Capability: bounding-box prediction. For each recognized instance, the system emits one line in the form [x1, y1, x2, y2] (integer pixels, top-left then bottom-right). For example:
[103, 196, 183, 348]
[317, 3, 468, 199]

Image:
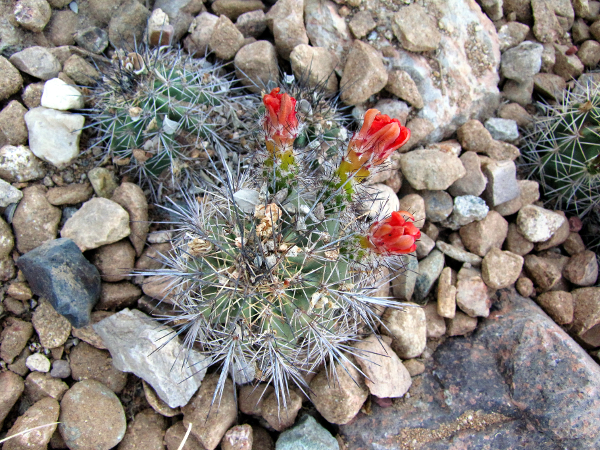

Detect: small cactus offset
[141, 88, 416, 406]
[85, 45, 255, 200]
[521, 78, 600, 217]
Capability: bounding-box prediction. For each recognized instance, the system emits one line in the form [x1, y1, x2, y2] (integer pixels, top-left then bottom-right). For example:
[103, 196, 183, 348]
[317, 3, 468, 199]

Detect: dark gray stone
[74, 27, 109, 54]
[340, 290, 600, 449]
[16, 238, 101, 328]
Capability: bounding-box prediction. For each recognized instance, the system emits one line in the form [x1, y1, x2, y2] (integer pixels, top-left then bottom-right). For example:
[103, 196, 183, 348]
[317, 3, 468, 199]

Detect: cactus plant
[84, 45, 256, 200]
[138, 88, 416, 407]
[521, 78, 600, 217]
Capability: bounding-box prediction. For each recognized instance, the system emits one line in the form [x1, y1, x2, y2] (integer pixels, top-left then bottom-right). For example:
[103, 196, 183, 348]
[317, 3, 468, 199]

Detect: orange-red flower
[262, 88, 299, 152]
[362, 211, 420, 255]
[346, 109, 410, 170]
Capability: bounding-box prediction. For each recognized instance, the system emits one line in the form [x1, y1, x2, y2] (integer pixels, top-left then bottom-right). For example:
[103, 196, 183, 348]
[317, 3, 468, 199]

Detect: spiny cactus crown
[521, 77, 600, 217]
[140, 87, 417, 407]
[84, 45, 255, 201]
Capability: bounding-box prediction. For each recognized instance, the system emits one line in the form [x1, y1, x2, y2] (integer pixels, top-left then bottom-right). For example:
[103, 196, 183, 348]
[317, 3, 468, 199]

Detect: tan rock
[516, 277, 534, 297]
[4, 397, 59, 450]
[117, 409, 166, 450]
[32, 300, 71, 349]
[481, 248, 524, 289]
[386, 70, 424, 109]
[165, 421, 204, 450]
[209, 15, 244, 60]
[143, 381, 180, 418]
[46, 183, 93, 206]
[536, 291, 573, 325]
[445, 311, 478, 336]
[70, 342, 128, 393]
[71, 311, 113, 349]
[266, 0, 308, 60]
[437, 267, 456, 319]
[290, 44, 338, 95]
[221, 424, 253, 450]
[459, 211, 508, 257]
[91, 240, 136, 282]
[382, 305, 426, 359]
[340, 40, 387, 105]
[239, 383, 273, 416]
[571, 287, 600, 346]
[260, 390, 302, 431]
[524, 254, 563, 291]
[563, 251, 598, 286]
[391, 4, 441, 52]
[456, 267, 491, 318]
[423, 303, 446, 338]
[505, 222, 534, 256]
[563, 232, 586, 255]
[234, 41, 278, 93]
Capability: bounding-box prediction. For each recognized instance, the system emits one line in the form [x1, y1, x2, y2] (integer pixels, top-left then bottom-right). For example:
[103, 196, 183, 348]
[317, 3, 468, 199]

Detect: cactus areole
[139, 87, 415, 409]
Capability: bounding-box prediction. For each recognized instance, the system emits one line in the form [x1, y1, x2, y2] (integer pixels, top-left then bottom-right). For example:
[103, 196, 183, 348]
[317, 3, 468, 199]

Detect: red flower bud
[362, 210, 420, 255]
[262, 88, 299, 152]
[347, 109, 410, 169]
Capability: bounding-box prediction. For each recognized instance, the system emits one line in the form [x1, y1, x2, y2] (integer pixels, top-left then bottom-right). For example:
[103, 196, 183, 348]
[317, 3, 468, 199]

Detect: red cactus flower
[262, 88, 299, 152]
[347, 109, 410, 169]
[362, 210, 421, 255]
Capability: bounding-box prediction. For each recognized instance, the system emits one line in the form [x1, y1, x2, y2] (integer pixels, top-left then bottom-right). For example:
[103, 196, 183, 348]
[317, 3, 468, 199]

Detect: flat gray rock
[94, 308, 208, 408]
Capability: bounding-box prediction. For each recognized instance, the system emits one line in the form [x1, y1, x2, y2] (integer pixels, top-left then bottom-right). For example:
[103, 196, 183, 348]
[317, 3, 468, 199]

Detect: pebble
[46, 183, 93, 206]
[498, 102, 533, 127]
[536, 291, 574, 325]
[494, 179, 540, 216]
[239, 384, 273, 416]
[3, 397, 59, 450]
[402, 118, 435, 151]
[481, 248, 524, 289]
[50, 359, 71, 379]
[91, 240, 135, 282]
[571, 287, 600, 347]
[536, 210, 570, 250]
[445, 311, 478, 336]
[24, 371, 68, 402]
[533, 72, 567, 99]
[71, 311, 112, 349]
[62, 55, 100, 86]
[436, 241, 482, 266]
[413, 249, 445, 302]
[503, 79, 533, 106]
[423, 302, 446, 338]
[154, 0, 205, 42]
[448, 152, 487, 197]
[349, 10, 377, 39]
[143, 381, 179, 417]
[498, 21, 530, 51]
[276, 414, 339, 450]
[517, 205, 566, 243]
[9, 47, 61, 80]
[209, 15, 245, 60]
[13, 185, 61, 253]
[304, 0, 352, 63]
[59, 380, 127, 450]
[7, 281, 30, 301]
[391, 3, 441, 52]
[353, 334, 412, 398]
[554, 44, 585, 80]
[309, 357, 369, 425]
[0, 371, 25, 425]
[40, 78, 83, 111]
[24, 107, 85, 169]
[456, 266, 491, 318]
[186, 12, 218, 56]
[531, 0, 564, 43]
[563, 251, 598, 286]
[70, 342, 128, 393]
[13, 0, 51, 32]
[442, 195, 490, 230]
[25, 353, 51, 372]
[61, 198, 130, 252]
[96, 282, 141, 311]
[261, 390, 302, 431]
[21, 82, 44, 109]
[484, 118, 519, 141]
[420, 190, 453, 222]
[266, 0, 308, 60]
[164, 421, 204, 450]
[563, 232, 586, 255]
[32, 300, 72, 348]
[103, 183, 146, 256]
[74, 27, 109, 54]
[222, 424, 253, 450]
[382, 305, 427, 359]
[118, 409, 166, 450]
[0, 100, 28, 147]
[501, 41, 544, 83]
[482, 160, 520, 206]
[391, 256, 418, 300]
[400, 149, 466, 191]
[340, 40, 387, 105]
[416, 232, 435, 259]
[182, 373, 237, 450]
[0, 217, 14, 259]
[577, 40, 600, 67]
[516, 277, 534, 297]
[0, 145, 45, 183]
[397, 193, 424, 227]
[290, 44, 338, 95]
[88, 167, 118, 198]
[437, 267, 456, 319]
[107, 0, 150, 49]
[94, 308, 207, 408]
[146, 8, 174, 47]
[524, 254, 563, 291]
[17, 238, 101, 328]
[1, 318, 33, 364]
[459, 211, 508, 257]
[456, 119, 493, 153]
[0, 57, 23, 101]
[386, 69, 424, 109]
[234, 40, 279, 93]
[235, 10, 267, 38]
[506, 222, 534, 255]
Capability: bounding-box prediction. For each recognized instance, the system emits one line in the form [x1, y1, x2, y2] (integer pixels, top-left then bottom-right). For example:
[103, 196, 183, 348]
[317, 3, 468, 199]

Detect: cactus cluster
[521, 77, 600, 217]
[85, 45, 255, 200]
[139, 88, 417, 406]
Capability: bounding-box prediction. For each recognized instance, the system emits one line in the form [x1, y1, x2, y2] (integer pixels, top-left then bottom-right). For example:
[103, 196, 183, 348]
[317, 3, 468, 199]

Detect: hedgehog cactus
[141, 88, 416, 406]
[86, 46, 254, 200]
[521, 79, 600, 217]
